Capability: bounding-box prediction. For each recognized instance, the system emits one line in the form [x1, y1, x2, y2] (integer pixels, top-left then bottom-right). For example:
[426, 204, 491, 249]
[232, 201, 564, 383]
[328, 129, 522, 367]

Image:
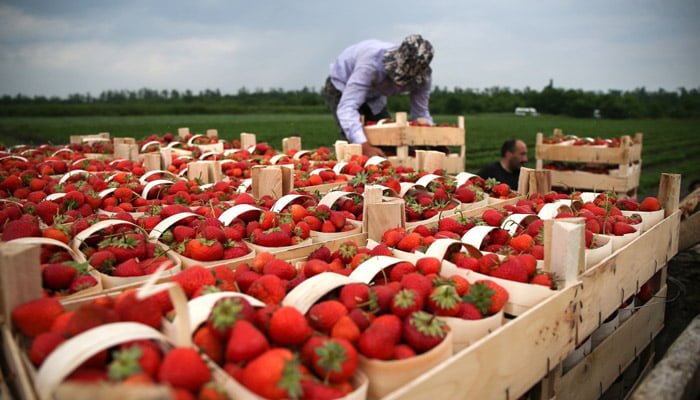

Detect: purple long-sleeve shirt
[329, 39, 433, 144]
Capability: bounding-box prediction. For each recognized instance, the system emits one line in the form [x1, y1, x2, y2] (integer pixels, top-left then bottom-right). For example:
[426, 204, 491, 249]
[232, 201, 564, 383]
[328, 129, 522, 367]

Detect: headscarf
[383, 34, 434, 86]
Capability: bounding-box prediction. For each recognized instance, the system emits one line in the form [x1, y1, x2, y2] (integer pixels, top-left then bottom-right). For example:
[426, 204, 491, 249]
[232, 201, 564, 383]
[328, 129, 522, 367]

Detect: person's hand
[361, 142, 386, 158]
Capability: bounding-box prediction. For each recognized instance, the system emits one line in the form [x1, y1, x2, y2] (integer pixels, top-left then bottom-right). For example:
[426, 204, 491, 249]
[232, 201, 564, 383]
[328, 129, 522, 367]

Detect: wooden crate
[364, 112, 465, 174]
[546, 284, 667, 400]
[535, 131, 643, 196]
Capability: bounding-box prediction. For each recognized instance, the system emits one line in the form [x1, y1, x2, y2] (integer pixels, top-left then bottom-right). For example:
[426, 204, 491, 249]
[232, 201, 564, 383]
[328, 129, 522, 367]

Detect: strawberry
[304, 337, 358, 383]
[69, 275, 99, 293]
[455, 302, 483, 320]
[491, 183, 510, 198]
[34, 201, 60, 225]
[113, 258, 145, 277]
[337, 241, 358, 265]
[530, 272, 555, 289]
[158, 347, 211, 393]
[637, 281, 654, 304]
[393, 344, 417, 359]
[2, 219, 42, 241]
[29, 332, 65, 366]
[173, 225, 197, 242]
[268, 306, 312, 346]
[477, 253, 501, 274]
[11, 297, 64, 337]
[358, 325, 397, 360]
[64, 303, 119, 337]
[99, 233, 147, 262]
[114, 289, 163, 329]
[510, 234, 534, 253]
[403, 311, 449, 353]
[301, 379, 345, 400]
[226, 319, 270, 363]
[89, 250, 117, 273]
[438, 217, 464, 234]
[389, 261, 417, 282]
[206, 296, 255, 340]
[308, 246, 332, 262]
[329, 211, 346, 230]
[416, 257, 441, 275]
[517, 254, 538, 278]
[464, 280, 509, 315]
[481, 209, 504, 227]
[455, 256, 479, 272]
[254, 228, 292, 247]
[247, 274, 286, 305]
[427, 285, 461, 316]
[491, 257, 529, 283]
[108, 344, 161, 382]
[390, 288, 424, 318]
[613, 222, 636, 236]
[42, 263, 78, 291]
[193, 325, 224, 365]
[639, 197, 661, 212]
[186, 238, 224, 261]
[198, 383, 229, 400]
[400, 272, 432, 302]
[331, 315, 361, 343]
[241, 349, 303, 400]
[308, 300, 348, 333]
[396, 232, 423, 252]
[171, 266, 215, 298]
[263, 258, 297, 280]
[338, 283, 370, 310]
[303, 259, 330, 278]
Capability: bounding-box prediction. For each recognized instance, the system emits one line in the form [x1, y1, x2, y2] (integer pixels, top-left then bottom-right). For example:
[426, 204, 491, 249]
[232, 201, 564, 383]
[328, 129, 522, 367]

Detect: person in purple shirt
[322, 34, 434, 157]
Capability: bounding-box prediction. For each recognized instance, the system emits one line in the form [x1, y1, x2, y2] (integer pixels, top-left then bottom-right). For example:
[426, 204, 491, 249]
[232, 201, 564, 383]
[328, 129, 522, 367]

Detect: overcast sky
[1, 0, 699, 97]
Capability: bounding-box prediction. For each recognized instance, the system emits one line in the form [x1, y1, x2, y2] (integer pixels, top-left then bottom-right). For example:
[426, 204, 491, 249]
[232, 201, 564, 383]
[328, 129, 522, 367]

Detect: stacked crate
[364, 112, 465, 173]
[535, 130, 643, 197]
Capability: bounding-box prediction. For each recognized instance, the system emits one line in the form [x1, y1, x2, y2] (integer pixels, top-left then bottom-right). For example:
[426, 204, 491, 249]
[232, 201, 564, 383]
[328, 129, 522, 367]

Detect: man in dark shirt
[477, 139, 529, 189]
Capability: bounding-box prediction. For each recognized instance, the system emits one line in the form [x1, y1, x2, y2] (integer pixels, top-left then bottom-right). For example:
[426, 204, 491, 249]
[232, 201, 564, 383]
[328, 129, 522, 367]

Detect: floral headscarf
[383, 34, 434, 86]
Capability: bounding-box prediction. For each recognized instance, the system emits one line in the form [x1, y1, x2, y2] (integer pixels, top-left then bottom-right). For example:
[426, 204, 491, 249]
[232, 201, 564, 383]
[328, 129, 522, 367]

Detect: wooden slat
[406, 127, 464, 146]
[2, 326, 36, 400]
[536, 144, 639, 165]
[384, 285, 579, 400]
[577, 212, 679, 341]
[365, 126, 404, 146]
[557, 286, 666, 400]
[549, 167, 640, 192]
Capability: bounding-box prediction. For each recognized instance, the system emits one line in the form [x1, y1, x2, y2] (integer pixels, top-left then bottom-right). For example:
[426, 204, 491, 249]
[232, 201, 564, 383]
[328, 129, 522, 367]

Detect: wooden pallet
[365, 112, 465, 173]
[535, 131, 643, 196]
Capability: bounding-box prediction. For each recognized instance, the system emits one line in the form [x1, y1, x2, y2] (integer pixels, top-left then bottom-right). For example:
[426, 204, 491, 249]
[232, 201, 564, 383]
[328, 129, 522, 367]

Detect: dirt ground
[655, 243, 700, 360]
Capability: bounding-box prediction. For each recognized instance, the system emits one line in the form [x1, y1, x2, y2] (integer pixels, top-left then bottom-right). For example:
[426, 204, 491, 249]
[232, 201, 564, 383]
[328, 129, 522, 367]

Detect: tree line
[1, 85, 698, 118]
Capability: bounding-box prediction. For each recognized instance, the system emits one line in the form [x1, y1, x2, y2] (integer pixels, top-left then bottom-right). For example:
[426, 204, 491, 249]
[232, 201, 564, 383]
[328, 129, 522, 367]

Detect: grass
[1, 113, 699, 198]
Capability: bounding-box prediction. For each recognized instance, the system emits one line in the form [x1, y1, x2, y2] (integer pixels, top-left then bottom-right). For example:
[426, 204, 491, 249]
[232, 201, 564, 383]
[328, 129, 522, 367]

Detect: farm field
[1, 113, 698, 197]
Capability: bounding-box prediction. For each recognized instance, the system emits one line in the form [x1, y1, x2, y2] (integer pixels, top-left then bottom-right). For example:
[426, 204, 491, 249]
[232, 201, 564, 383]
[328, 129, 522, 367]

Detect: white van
[514, 107, 539, 116]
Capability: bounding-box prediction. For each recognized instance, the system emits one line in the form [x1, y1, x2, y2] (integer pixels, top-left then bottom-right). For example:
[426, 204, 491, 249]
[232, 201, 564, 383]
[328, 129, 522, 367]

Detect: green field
[1, 113, 699, 197]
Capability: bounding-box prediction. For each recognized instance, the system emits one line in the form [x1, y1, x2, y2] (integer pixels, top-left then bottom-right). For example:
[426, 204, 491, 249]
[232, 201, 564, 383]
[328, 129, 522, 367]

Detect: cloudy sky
[1, 0, 699, 97]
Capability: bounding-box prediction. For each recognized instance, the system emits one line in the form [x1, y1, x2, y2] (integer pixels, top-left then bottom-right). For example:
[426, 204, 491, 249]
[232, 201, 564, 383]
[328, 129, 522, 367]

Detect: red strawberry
[393, 344, 417, 359]
[241, 348, 303, 400]
[481, 209, 504, 227]
[308, 246, 332, 262]
[171, 266, 215, 298]
[308, 300, 348, 333]
[34, 201, 60, 225]
[69, 275, 99, 293]
[612, 221, 636, 236]
[491, 257, 529, 283]
[400, 272, 433, 302]
[390, 288, 424, 318]
[64, 303, 119, 337]
[331, 315, 361, 343]
[254, 228, 292, 247]
[639, 197, 661, 212]
[416, 257, 441, 275]
[186, 238, 224, 261]
[302, 259, 330, 278]
[247, 274, 286, 305]
[268, 306, 312, 346]
[206, 296, 255, 340]
[301, 379, 345, 400]
[329, 211, 346, 230]
[173, 225, 197, 242]
[114, 289, 163, 329]
[11, 297, 64, 337]
[263, 258, 297, 280]
[42, 263, 78, 291]
[303, 337, 358, 383]
[389, 261, 417, 282]
[358, 325, 397, 360]
[396, 233, 423, 252]
[510, 234, 534, 253]
[464, 280, 509, 315]
[338, 283, 371, 310]
[531, 272, 555, 289]
[2, 219, 42, 241]
[403, 311, 449, 353]
[227, 319, 270, 363]
[193, 325, 224, 365]
[438, 217, 464, 234]
[455, 302, 483, 320]
[427, 285, 461, 316]
[158, 347, 211, 393]
[29, 332, 65, 366]
[113, 258, 145, 277]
